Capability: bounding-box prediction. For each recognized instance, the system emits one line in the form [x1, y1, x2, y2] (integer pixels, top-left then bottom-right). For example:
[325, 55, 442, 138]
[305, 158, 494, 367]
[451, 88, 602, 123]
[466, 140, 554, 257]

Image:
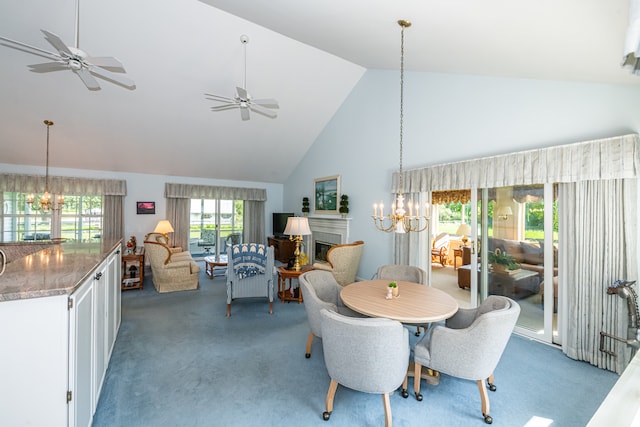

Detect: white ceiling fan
[204, 35, 279, 121]
[0, 0, 135, 91]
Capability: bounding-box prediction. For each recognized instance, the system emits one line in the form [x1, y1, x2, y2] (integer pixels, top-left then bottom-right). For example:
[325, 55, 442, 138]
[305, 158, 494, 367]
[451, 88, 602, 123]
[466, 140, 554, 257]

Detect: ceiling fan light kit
[0, 0, 135, 91]
[204, 34, 279, 121]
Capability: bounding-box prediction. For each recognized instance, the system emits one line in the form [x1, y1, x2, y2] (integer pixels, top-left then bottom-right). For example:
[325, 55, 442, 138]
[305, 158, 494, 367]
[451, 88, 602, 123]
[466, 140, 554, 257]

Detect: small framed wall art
[314, 175, 340, 214]
[136, 201, 156, 215]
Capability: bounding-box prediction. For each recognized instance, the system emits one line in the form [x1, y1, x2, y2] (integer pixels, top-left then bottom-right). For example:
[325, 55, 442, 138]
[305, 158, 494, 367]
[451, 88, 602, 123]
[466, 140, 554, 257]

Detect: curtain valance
[393, 133, 640, 193]
[165, 183, 267, 201]
[0, 174, 127, 196]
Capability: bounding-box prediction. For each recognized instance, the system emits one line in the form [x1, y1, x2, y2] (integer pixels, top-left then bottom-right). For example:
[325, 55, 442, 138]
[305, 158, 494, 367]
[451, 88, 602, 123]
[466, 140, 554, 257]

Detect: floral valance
[432, 190, 471, 205]
[0, 173, 127, 196]
[165, 183, 266, 201]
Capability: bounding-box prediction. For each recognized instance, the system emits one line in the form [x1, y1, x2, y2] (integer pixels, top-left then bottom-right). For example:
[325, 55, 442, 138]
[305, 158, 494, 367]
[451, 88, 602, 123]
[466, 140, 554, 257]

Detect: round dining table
[340, 279, 459, 324]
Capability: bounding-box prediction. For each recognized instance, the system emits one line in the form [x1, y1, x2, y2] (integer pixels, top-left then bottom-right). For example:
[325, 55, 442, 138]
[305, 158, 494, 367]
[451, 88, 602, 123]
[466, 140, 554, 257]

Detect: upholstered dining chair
[403, 295, 520, 424]
[431, 232, 450, 267]
[225, 244, 275, 317]
[320, 309, 409, 427]
[312, 240, 364, 286]
[298, 270, 362, 358]
[376, 264, 428, 336]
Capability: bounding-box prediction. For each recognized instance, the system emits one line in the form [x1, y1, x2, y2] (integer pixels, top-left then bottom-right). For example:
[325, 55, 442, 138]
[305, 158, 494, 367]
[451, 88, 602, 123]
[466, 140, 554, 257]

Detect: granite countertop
[0, 238, 122, 302]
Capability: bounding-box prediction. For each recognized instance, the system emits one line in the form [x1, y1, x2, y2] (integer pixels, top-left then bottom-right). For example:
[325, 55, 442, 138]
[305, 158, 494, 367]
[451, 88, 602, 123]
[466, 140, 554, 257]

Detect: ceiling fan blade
[85, 56, 125, 71]
[204, 93, 236, 102]
[240, 107, 250, 121]
[28, 62, 68, 73]
[210, 105, 239, 111]
[236, 86, 248, 100]
[88, 65, 136, 89]
[74, 68, 101, 90]
[40, 30, 74, 57]
[249, 103, 278, 119]
[0, 35, 62, 61]
[252, 98, 279, 108]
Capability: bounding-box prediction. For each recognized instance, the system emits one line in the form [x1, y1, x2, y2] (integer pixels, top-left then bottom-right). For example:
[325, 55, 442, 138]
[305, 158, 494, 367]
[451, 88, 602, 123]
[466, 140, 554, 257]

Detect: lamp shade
[456, 223, 471, 237]
[154, 220, 174, 234]
[284, 217, 311, 236]
[496, 206, 513, 217]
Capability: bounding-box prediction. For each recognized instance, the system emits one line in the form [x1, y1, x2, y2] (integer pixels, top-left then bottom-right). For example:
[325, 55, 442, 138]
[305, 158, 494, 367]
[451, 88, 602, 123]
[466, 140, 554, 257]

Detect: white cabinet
[0, 245, 121, 427]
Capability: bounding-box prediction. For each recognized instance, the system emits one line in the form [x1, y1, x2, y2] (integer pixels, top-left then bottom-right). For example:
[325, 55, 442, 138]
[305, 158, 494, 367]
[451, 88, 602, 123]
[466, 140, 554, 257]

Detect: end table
[122, 247, 145, 291]
[277, 265, 314, 303]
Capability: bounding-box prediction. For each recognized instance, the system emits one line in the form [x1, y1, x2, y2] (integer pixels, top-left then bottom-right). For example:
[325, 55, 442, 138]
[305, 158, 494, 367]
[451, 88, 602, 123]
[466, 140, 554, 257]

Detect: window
[1, 192, 103, 242]
[189, 198, 243, 257]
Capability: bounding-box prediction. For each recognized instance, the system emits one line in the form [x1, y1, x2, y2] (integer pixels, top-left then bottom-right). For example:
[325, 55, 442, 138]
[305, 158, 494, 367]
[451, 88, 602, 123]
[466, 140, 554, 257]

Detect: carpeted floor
[93, 262, 618, 427]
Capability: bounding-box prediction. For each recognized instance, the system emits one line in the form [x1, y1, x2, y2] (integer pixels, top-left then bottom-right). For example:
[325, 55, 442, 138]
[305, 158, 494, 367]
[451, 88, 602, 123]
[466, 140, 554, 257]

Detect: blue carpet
[93, 263, 618, 427]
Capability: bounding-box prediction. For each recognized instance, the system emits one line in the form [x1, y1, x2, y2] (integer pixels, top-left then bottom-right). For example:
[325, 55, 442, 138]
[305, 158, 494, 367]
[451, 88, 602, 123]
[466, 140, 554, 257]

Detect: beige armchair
[144, 236, 200, 293]
[431, 232, 450, 267]
[313, 241, 364, 286]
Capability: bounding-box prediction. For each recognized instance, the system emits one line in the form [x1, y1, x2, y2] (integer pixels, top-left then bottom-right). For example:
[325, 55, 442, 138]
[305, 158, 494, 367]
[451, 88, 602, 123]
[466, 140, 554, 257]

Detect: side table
[277, 265, 314, 303]
[122, 247, 145, 291]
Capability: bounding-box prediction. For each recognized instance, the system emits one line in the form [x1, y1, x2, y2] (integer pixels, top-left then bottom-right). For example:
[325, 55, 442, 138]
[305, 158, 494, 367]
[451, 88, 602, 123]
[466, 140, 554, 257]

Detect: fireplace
[306, 217, 350, 263]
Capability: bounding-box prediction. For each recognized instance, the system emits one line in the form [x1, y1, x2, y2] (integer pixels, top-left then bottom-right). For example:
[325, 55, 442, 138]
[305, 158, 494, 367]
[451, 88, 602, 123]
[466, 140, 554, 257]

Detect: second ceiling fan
[205, 35, 279, 121]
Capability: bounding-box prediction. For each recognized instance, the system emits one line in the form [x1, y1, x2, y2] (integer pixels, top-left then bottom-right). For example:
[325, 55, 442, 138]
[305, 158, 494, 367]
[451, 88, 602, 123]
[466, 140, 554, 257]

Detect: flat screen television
[272, 212, 294, 237]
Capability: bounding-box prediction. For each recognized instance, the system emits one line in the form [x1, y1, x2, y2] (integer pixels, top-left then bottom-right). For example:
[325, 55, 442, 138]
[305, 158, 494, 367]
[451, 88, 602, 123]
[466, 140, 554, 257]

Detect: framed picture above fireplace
[314, 175, 340, 214]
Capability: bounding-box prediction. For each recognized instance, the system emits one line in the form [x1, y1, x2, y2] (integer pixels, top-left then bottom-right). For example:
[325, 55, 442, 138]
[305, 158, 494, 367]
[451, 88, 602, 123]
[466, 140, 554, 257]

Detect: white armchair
[226, 244, 275, 317]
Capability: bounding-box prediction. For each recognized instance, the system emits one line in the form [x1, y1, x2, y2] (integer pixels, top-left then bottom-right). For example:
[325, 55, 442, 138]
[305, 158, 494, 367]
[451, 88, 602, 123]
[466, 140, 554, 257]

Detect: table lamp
[283, 217, 312, 271]
[154, 220, 174, 242]
[456, 223, 471, 246]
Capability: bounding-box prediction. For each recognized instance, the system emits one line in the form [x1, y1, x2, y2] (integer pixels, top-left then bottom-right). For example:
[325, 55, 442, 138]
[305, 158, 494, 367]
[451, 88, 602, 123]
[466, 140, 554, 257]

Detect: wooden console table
[122, 247, 144, 290]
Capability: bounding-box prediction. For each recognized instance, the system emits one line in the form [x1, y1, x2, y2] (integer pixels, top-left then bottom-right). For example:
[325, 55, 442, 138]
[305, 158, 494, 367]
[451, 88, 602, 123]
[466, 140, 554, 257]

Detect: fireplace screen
[315, 240, 335, 262]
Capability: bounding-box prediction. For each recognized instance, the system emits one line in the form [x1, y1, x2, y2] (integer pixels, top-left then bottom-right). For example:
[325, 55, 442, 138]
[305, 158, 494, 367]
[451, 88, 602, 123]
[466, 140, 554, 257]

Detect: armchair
[320, 309, 409, 426]
[144, 237, 200, 293]
[312, 240, 364, 286]
[197, 229, 217, 254]
[403, 295, 520, 424]
[298, 270, 363, 358]
[226, 244, 275, 317]
[431, 232, 450, 267]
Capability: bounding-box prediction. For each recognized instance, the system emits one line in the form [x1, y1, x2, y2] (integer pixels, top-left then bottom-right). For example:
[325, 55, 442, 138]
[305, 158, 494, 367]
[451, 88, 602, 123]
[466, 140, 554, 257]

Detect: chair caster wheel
[305, 353, 311, 359]
[401, 389, 409, 398]
[416, 393, 423, 401]
[323, 411, 331, 421]
[484, 414, 493, 424]
[414, 331, 421, 337]
[488, 383, 496, 392]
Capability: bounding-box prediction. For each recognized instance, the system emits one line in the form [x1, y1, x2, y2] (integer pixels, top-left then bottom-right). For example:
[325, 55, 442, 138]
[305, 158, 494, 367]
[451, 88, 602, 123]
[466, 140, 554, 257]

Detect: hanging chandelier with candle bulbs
[372, 20, 428, 234]
[26, 120, 64, 212]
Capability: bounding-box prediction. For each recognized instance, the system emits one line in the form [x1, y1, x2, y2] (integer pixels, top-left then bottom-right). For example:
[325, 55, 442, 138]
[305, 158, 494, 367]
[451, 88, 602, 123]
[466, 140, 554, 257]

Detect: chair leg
[305, 332, 315, 358]
[226, 304, 231, 317]
[269, 301, 273, 314]
[477, 379, 493, 424]
[382, 393, 393, 427]
[323, 379, 339, 420]
[413, 363, 423, 401]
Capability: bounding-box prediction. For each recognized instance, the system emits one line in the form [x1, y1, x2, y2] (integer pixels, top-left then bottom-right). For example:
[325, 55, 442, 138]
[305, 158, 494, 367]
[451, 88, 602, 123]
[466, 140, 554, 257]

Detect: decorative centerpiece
[387, 281, 399, 299]
[488, 248, 519, 272]
[302, 197, 310, 216]
[339, 194, 349, 218]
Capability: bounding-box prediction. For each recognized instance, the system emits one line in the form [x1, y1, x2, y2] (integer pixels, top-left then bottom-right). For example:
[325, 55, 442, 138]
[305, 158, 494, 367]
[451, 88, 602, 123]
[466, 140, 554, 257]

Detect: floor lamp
[284, 217, 312, 271]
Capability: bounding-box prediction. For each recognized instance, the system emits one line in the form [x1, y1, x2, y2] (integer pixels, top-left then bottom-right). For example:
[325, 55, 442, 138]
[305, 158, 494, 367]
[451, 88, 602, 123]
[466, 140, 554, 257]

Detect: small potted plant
[388, 281, 399, 298]
[488, 248, 519, 272]
[302, 197, 310, 216]
[339, 194, 349, 218]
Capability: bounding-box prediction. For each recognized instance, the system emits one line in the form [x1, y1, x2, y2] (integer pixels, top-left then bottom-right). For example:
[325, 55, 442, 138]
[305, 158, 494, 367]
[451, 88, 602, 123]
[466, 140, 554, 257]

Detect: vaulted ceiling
[0, 0, 637, 183]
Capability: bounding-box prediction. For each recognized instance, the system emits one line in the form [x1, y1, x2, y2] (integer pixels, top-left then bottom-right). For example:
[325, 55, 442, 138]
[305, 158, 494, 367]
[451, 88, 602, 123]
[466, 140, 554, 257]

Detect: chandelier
[372, 20, 428, 234]
[26, 120, 64, 212]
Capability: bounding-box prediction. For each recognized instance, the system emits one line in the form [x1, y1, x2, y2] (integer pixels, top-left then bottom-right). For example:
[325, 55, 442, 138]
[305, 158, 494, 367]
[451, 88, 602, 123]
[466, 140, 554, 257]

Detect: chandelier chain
[399, 24, 405, 194]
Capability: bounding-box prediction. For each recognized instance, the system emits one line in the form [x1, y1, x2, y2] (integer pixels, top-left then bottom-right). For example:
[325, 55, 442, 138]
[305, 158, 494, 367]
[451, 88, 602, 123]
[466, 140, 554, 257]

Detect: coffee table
[204, 255, 228, 279]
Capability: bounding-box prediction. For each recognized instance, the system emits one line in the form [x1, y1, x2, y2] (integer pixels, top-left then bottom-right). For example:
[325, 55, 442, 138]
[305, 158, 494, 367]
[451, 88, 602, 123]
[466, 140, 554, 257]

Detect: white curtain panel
[559, 179, 638, 374]
[624, 0, 640, 74]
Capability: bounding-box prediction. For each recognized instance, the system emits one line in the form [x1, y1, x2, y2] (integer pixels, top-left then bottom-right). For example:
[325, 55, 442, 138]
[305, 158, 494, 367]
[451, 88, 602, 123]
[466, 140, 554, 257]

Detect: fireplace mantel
[306, 217, 351, 262]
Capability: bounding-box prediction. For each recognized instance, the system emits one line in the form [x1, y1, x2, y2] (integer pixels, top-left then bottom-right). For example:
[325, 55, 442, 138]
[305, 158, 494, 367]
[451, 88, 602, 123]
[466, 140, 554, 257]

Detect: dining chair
[320, 308, 409, 427]
[376, 264, 427, 336]
[403, 295, 520, 424]
[298, 270, 362, 358]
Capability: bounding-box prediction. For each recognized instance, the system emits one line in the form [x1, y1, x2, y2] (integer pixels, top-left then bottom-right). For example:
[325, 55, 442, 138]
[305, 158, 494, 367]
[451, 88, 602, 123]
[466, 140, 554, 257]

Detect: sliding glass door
[189, 199, 243, 258]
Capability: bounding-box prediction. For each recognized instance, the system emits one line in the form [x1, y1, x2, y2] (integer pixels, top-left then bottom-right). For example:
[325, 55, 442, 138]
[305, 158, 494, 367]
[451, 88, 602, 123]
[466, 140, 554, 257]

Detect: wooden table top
[340, 280, 459, 324]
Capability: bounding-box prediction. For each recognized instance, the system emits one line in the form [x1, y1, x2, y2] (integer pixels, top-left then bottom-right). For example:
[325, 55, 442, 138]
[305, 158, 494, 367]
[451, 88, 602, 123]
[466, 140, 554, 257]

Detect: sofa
[144, 233, 200, 293]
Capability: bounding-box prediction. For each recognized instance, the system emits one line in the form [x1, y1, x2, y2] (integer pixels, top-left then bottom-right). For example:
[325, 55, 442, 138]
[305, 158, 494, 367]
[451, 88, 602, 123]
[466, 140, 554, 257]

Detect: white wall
[0, 163, 284, 246]
[283, 69, 640, 279]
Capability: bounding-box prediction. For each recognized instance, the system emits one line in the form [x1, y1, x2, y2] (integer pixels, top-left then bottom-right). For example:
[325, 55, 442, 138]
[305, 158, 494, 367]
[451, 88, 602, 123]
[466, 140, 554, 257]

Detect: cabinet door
[93, 262, 108, 409]
[106, 248, 121, 357]
[69, 277, 94, 427]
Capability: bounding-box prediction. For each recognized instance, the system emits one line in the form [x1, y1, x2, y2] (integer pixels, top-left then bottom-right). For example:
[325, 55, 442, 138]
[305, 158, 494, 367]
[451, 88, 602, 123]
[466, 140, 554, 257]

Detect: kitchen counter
[0, 238, 122, 301]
